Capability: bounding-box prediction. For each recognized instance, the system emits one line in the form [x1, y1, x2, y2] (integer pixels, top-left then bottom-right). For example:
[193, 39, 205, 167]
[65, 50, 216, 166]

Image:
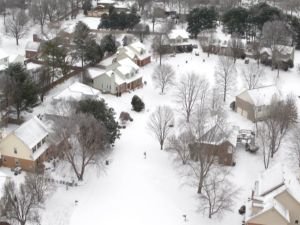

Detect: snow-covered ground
[1, 10, 300, 225]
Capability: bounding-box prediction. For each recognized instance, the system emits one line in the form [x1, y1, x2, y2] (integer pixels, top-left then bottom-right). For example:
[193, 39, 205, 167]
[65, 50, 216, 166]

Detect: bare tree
[152, 64, 175, 94]
[262, 20, 291, 76]
[30, 0, 48, 33]
[199, 168, 239, 218]
[291, 126, 300, 167]
[0, 173, 53, 225]
[166, 130, 195, 165]
[6, 10, 29, 45]
[50, 112, 109, 180]
[152, 34, 169, 66]
[242, 63, 264, 90]
[215, 56, 236, 102]
[148, 105, 174, 150]
[257, 122, 272, 169]
[257, 95, 297, 163]
[175, 73, 209, 123]
[188, 113, 226, 194]
[199, 29, 216, 57]
[228, 36, 244, 63]
[0, 0, 7, 26]
[280, 0, 300, 16]
[24, 173, 55, 203]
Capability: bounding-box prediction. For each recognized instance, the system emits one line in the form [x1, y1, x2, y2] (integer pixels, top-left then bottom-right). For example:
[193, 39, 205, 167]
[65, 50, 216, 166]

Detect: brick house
[246, 164, 300, 225]
[0, 116, 55, 172]
[189, 122, 237, 166]
[235, 85, 281, 122]
[25, 41, 41, 59]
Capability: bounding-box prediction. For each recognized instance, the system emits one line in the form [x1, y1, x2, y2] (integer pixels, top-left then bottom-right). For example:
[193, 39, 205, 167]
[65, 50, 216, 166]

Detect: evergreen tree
[100, 34, 117, 54]
[77, 99, 120, 144]
[222, 7, 249, 36]
[187, 7, 218, 38]
[73, 21, 91, 68]
[84, 39, 103, 65]
[4, 63, 38, 120]
[131, 95, 145, 112]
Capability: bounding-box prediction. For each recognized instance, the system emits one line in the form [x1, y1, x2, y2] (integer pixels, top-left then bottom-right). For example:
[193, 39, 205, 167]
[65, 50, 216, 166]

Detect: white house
[116, 41, 151, 67]
[92, 58, 142, 95]
[168, 29, 190, 45]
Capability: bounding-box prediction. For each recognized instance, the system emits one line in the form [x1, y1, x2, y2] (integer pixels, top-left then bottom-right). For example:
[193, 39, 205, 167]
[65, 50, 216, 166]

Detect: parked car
[239, 205, 246, 215]
[13, 166, 22, 175]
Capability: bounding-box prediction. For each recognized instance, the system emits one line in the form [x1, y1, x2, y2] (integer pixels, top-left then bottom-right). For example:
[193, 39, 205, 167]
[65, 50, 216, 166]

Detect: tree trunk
[197, 177, 203, 194]
[16, 37, 19, 46]
[160, 140, 163, 150]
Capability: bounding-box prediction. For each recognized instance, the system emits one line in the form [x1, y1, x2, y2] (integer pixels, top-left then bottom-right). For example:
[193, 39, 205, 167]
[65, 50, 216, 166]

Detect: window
[3, 157, 6, 162]
[32, 146, 37, 153]
[14, 148, 17, 154]
[42, 138, 46, 144]
[37, 142, 41, 149]
[15, 159, 19, 165]
[257, 106, 262, 112]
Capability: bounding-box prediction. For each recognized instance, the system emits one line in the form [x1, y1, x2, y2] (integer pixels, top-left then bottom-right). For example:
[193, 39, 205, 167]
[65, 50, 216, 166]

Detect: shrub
[131, 95, 145, 112]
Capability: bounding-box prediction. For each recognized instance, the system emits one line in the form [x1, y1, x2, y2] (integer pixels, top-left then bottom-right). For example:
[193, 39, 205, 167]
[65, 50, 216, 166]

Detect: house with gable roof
[91, 57, 142, 95]
[0, 116, 54, 172]
[116, 41, 151, 67]
[246, 164, 300, 225]
[189, 116, 238, 166]
[235, 85, 281, 122]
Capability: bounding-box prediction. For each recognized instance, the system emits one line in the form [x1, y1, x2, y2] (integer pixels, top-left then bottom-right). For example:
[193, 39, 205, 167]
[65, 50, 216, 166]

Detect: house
[246, 164, 300, 225]
[168, 29, 189, 44]
[0, 116, 54, 172]
[0, 49, 9, 76]
[25, 62, 43, 82]
[160, 29, 193, 53]
[260, 45, 295, 70]
[235, 85, 281, 122]
[53, 82, 101, 101]
[116, 41, 151, 67]
[189, 119, 237, 166]
[92, 57, 142, 95]
[9, 54, 25, 64]
[25, 41, 41, 59]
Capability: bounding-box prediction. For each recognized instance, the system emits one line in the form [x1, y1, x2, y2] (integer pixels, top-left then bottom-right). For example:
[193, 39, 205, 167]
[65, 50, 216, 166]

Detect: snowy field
[1, 11, 300, 225]
[37, 41, 300, 225]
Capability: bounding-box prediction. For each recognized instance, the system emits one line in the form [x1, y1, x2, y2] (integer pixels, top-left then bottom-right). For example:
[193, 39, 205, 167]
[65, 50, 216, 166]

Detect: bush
[131, 95, 145, 112]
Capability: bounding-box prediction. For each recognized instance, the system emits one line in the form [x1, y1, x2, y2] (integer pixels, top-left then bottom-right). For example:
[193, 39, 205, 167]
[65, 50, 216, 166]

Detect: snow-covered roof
[87, 67, 106, 79]
[26, 62, 42, 70]
[168, 29, 189, 40]
[98, 0, 115, 4]
[53, 82, 101, 101]
[0, 49, 8, 59]
[9, 54, 24, 64]
[255, 164, 285, 196]
[129, 42, 146, 54]
[98, 55, 115, 68]
[246, 164, 300, 224]
[25, 41, 40, 52]
[14, 116, 49, 149]
[117, 57, 139, 71]
[238, 85, 281, 106]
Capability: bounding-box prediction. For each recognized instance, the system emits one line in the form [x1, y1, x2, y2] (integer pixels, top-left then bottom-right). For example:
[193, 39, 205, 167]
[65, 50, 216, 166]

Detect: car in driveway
[13, 167, 22, 175]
